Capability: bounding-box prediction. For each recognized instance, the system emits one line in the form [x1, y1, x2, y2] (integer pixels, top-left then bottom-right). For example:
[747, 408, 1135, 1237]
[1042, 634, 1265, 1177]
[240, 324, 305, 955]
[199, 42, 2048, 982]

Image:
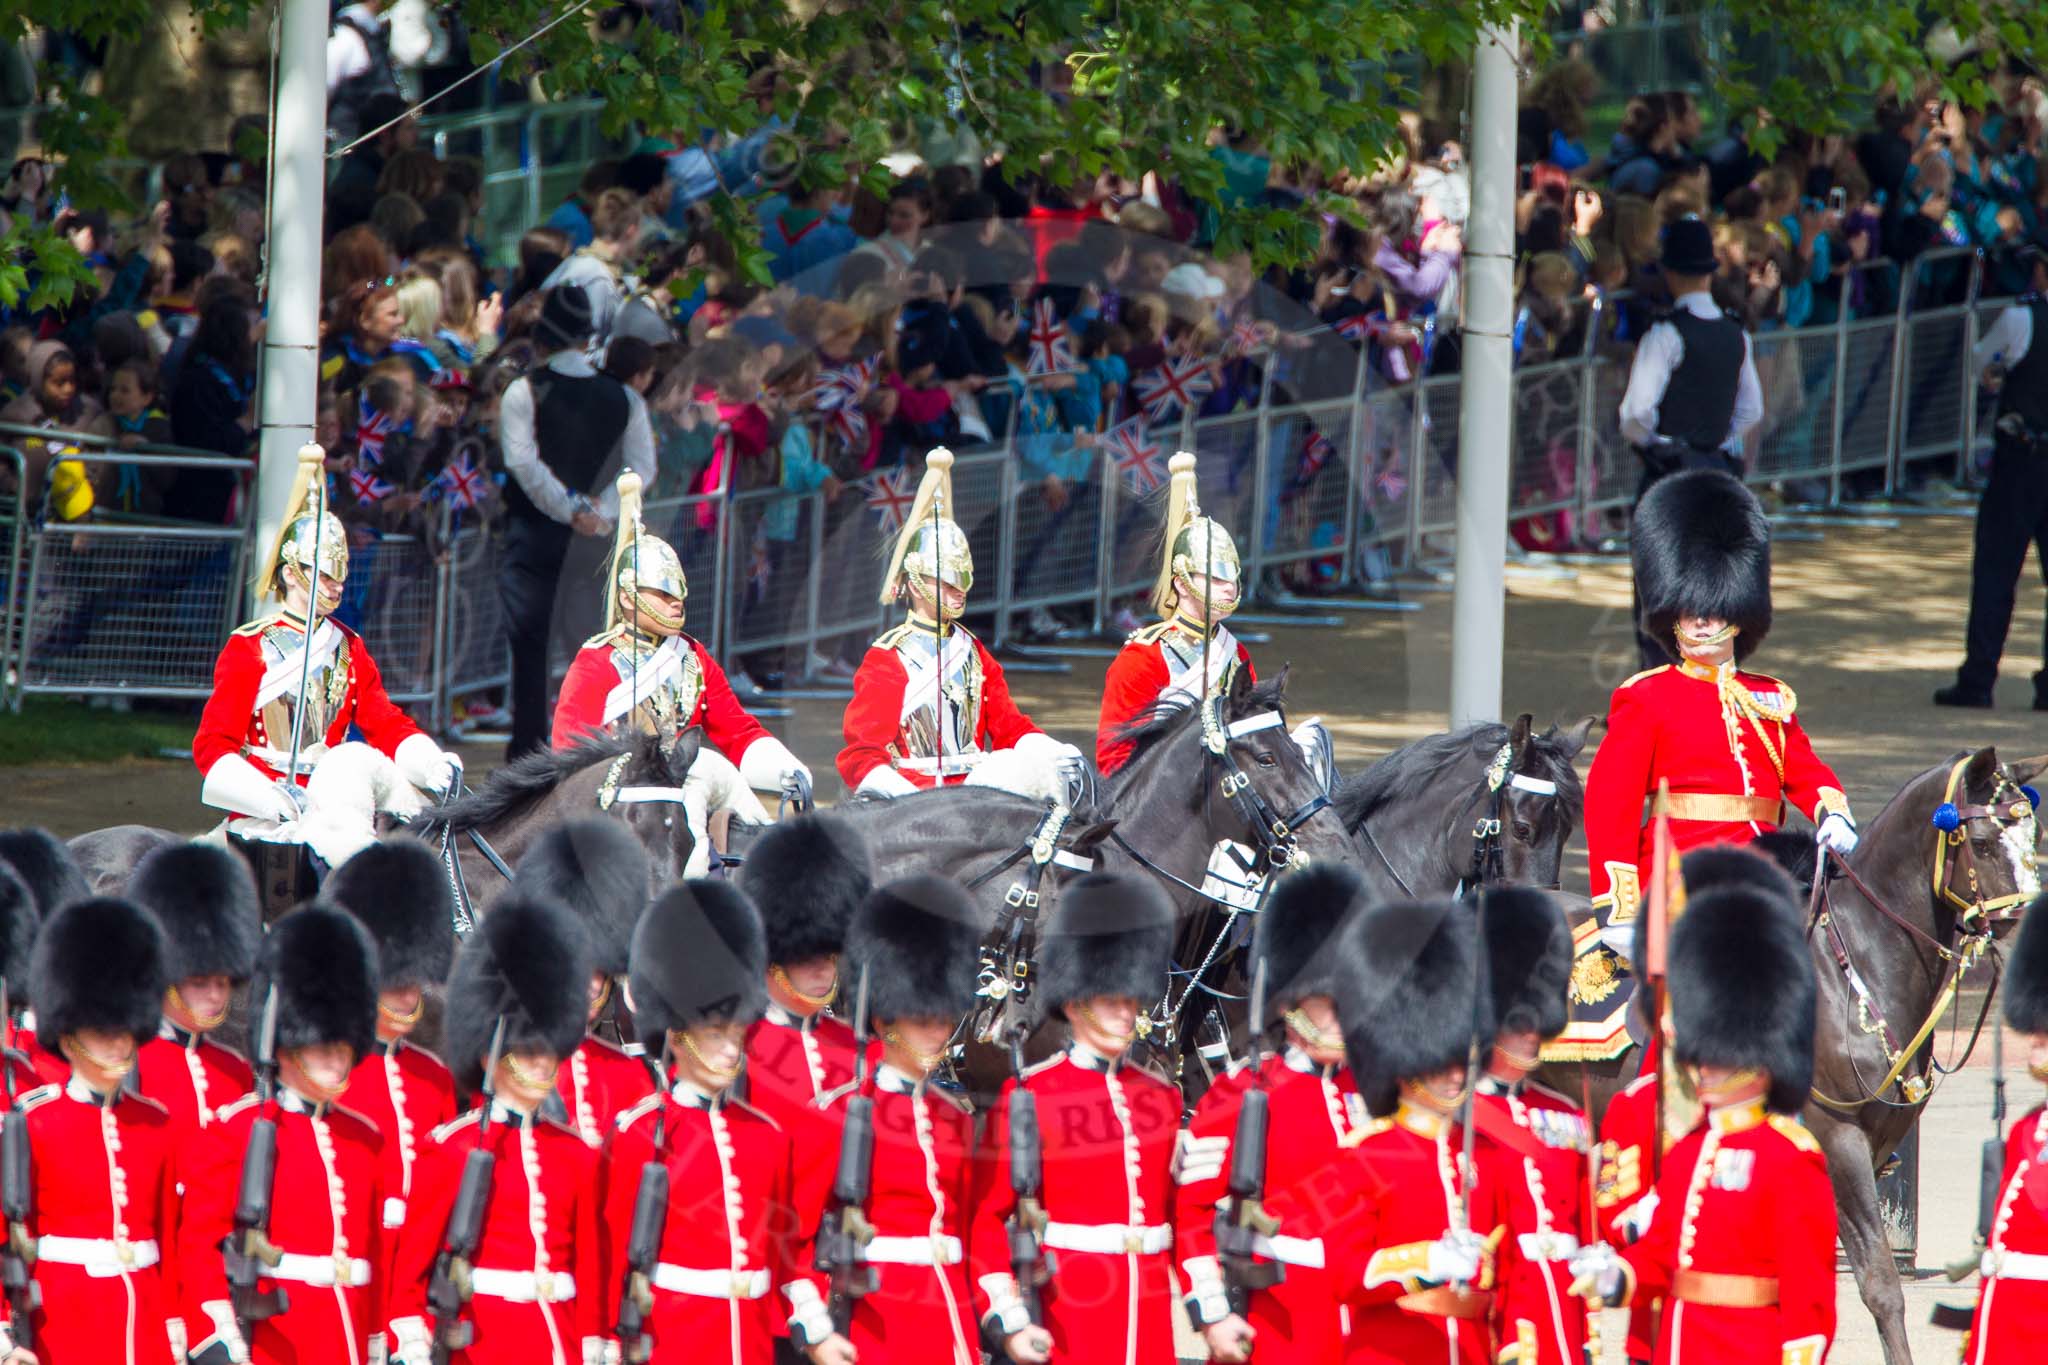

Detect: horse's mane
[415, 735, 634, 836]
[1111, 676, 1293, 777]
[1335, 722, 1586, 830]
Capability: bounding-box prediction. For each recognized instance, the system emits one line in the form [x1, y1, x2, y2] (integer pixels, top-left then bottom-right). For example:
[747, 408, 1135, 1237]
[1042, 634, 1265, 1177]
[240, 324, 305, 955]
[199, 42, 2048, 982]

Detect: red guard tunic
[346, 1040, 458, 1257]
[1595, 1070, 1664, 1363]
[599, 1085, 806, 1362]
[1618, 1099, 1836, 1365]
[1171, 1049, 1364, 1365]
[837, 621, 1042, 792]
[182, 1089, 389, 1365]
[1963, 1105, 2048, 1364]
[136, 1024, 253, 1346]
[1096, 620, 1255, 774]
[549, 627, 774, 760]
[816, 1066, 981, 1365]
[1584, 661, 1846, 934]
[1476, 1077, 1596, 1365]
[742, 1006, 879, 1260]
[1268, 1103, 1509, 1365]
[192, 612, 425, 787]
[557, 1036, 656, 1148]
[4, 1079, 180, 1365]
[385, 1106, 604, 1363]
[971, 1046, 1183, 1364]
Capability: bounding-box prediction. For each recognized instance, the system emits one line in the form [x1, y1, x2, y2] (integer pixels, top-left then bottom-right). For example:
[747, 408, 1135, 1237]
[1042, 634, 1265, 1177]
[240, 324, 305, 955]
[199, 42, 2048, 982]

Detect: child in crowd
[0, 339, 110, 516]
[104, 359, 174, 514]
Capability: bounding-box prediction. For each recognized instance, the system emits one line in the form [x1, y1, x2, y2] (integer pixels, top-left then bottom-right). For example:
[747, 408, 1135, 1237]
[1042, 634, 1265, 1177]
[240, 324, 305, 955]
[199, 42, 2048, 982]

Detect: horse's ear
[1555, 716, 1597, 759]
[1964, 745, 2002, 793]
[1237, 662, 1285, 708]
[1069, 820, 1118, 859]
[2006, 753, 2048, 787]
[1509, 713, 1533, 748]
[667, 726, 704, 783]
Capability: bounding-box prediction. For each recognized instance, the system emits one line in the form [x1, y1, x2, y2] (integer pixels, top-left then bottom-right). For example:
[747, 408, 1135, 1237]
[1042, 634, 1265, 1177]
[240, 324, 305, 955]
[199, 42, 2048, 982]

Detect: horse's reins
[965, 802, 1097, 1022]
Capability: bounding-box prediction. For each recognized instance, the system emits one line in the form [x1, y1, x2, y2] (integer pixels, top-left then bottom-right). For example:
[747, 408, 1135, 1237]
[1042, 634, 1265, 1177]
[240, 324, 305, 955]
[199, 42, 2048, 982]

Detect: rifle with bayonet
[813, 966, 878, 1331]
[428, 1017, 505, 1364]
[0, 987, 36, 1349]
[1004, 1029, 1055, 1327]
[225, 985, 288, 1336]
[615, 1038, 673, 1362]
[1214, 958, 1284, 1312]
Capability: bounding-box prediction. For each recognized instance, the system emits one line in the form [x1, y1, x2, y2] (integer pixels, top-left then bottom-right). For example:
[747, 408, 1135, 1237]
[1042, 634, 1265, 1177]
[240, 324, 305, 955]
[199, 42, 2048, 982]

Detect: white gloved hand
[739, 737, 813, 805]
[1614, 1189, 1659, 1244]
[395, 733, 462, 796]
[1816, 813, 1859, 856]
[1423, 1229, 1486, 1288]
[388, 1316, 433, 1365]
[855, 763, 919, 798]
[1567, 1242, 1628, 1305]
[195, 1301, 252, 1365]
[1173, 1131, 1232, 1185]
[201, 753, 304, 823]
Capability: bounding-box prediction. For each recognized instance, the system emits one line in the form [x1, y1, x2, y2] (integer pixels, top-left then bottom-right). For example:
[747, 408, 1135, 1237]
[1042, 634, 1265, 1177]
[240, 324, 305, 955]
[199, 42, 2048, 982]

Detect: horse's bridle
[1360, 739, 1562, 900]
[1197, 694, 1334, 875]
[1931, 756, 2041, 924]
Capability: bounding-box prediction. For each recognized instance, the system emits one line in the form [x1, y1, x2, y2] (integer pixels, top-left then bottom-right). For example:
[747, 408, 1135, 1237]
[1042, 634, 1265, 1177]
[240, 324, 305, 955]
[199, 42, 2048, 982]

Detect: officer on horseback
[1096, 452, 1256, 775]
[1584, 469, 1856, 960]
[192, 445, 463, 864]
[551, 471, 813, 803]
[837, 448, 1082, 800]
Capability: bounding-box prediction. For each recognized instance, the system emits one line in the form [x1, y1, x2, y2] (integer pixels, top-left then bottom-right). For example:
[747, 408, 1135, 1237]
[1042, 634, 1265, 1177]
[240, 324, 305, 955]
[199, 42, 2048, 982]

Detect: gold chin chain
[1283, 1008, 1343, 1055]
[771, 963, 838, 1011]
[168, 985, 228, 1031]
[379, 996, 424, 1026]
[882, 1028, 947, 1072]
[62, 1036, 135, 1080]
[1492, 1041, 1541, 1071]
[284, 1050, 350, 1103]
[505, 1054, 561, 1091]
[1689, 1065, 1763, 1105]
[677, 1029, 741, 1082]
[629, 591, 685, 635]
[1076, 1001, 1137, 1047]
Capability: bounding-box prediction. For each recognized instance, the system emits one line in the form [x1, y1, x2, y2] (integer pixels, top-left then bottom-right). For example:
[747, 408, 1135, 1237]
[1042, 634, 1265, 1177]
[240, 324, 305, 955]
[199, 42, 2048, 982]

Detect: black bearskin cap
[31, 897, 167, 1051]
[324, 840, 455, 988]
[1482, 887, 1574, 1041]
[255, 905, 379, 1060]
[1335, 898, 1493, 1118]
[0, 863, 40, 1002]
[737, 813, 871, 964]
[1036, 873, 1173, 1014]
[845, 874, 985, 1022]
[2003, 893, 2048, 1034]
[1668, 881, 1815, 1114]
[1254, 863, 1373, 1022]
[629, 881, 769, 1038]
[513, 820, 649, 977]
[443, 893, 594, 1092]
[0, 827, 89, 917]
[1632, 469, 1771, 663]
[128, 842, 262, 983]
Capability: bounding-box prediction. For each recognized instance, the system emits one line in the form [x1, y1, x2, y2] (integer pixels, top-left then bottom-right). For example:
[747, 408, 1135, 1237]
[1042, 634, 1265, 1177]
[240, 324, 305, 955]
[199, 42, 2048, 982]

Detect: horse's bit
[1197, 694, 1334, 874]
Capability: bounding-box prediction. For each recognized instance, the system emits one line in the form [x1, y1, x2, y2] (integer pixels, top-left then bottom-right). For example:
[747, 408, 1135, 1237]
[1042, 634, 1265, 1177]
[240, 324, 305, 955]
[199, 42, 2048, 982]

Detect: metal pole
[1446, 20, 1517, 729]
[254, 0, 330, 608]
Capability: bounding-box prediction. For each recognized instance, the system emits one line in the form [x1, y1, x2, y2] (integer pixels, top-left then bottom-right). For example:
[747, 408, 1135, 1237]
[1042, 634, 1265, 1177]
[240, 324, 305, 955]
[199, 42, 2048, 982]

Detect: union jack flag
[1025, 297, 1075, 376]
[1102, 418, 1167, 493]
[1298, 427, 1335, 479]
[1134, 356, 1214, 424]
[1367, 449, 1408, 503]
[813, 358, 874, 449]
[1333, 313, 1373, 343]
[436, 451, 487, 510]
[863, 466, 918, 531]
[356, 395, 406, 467]
[1226, 319, 1266, 357]
[348, 465, 394, 504]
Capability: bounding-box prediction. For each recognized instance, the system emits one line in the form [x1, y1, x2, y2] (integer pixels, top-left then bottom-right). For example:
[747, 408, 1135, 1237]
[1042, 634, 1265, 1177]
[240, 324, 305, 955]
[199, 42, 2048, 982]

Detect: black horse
[1334, 713, 1591, 902]
[1543, 745, 2045, 1365]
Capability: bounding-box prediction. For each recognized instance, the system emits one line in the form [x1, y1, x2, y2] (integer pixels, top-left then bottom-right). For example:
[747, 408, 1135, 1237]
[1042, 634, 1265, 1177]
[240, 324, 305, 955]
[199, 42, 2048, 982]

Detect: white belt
[896, 753, 985, 777]
[37, 1235, 160, 1277]
[470, 1267, 578, 1303]
[243, 743, 324, 773]
[864, 1234, 964, 1266]
[1984, 1248, 2048, 1281]
[269, 1252, 374, 1288]
[1043, 1222, 1174, 1256]
[650, 1264, 771, 1299]
[1517, 1232, 1582, 1263]
[382, 1197, 407, 1230]
[1250, 1233, 1326, 1269]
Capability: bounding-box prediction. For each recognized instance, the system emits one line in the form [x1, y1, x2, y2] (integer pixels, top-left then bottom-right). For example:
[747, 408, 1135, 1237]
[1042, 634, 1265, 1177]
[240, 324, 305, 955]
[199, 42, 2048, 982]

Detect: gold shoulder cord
[1721, 675, 1796, 786]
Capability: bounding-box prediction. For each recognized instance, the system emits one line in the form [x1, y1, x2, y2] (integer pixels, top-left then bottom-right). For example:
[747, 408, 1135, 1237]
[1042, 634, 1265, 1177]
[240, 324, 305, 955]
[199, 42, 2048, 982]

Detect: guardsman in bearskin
[550, 472, 812, 803]
[1, 897, 179, 1364]
[512, 820, 658, 1145]
[1269, 896, 1508, 1365]
[1096, 452, 1256, 774]
[1174, 864, 1371, 1365]
[1475, 887, 1595, 1365]
[1960, 892, 2048, 1363]
[191, 446, 462, 845]
[323, 841, 459, 1262]
[836, 449, 1082, 800]
[1569, 848, 1837, 1364]
[603, 880, 850, 1364]
[1584, 469, 1854, 964]
[182, 906, 388, 1365]
[971, 873, 1181, 1365]
[816, 874, 986, 1364]
[125, 842, 262, 1359]
[0, 827, 90, 1086]
[384, 894, 603, 1364]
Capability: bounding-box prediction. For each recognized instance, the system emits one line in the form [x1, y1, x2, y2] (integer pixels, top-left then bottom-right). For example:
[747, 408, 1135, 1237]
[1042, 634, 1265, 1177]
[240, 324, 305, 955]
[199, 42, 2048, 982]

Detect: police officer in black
[1617, 215, 1764, 670]
[1936, 246, 2048, 709]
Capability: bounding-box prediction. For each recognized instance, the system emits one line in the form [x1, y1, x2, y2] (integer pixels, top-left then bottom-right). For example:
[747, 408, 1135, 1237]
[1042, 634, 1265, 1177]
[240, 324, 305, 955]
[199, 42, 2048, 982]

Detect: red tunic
[556, 1036, 657, 1149]
[181, 1091, 390, 1365]
[1171, 1051, 1362, 1365]
[345, 1039, 459, 1271]
[598, 1090, 806, 1362]
[742, 1009, 879, 1263]
[385, 1107, 604, 1362]
[1583, 662, 1845, 929]
[548, 629, 774, 761]
[1595, 1070, 1664, 1361]
[135, 1028, 253, 1341]
[1965, 1105, 2048, 1365]
[971, 1050, 1183, 1364]
[1267, 1105, 1509, 1365]
[1620, 1100, 1836, 1365]
[836, 622, 1041, 791]
[1095, 622, 1255, 774]
[1477, 1080, 1596, 1365]
[814, 1070, 981, 1364]
[192, 613, 424, 786]
[4, 1080, 180, 1365]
